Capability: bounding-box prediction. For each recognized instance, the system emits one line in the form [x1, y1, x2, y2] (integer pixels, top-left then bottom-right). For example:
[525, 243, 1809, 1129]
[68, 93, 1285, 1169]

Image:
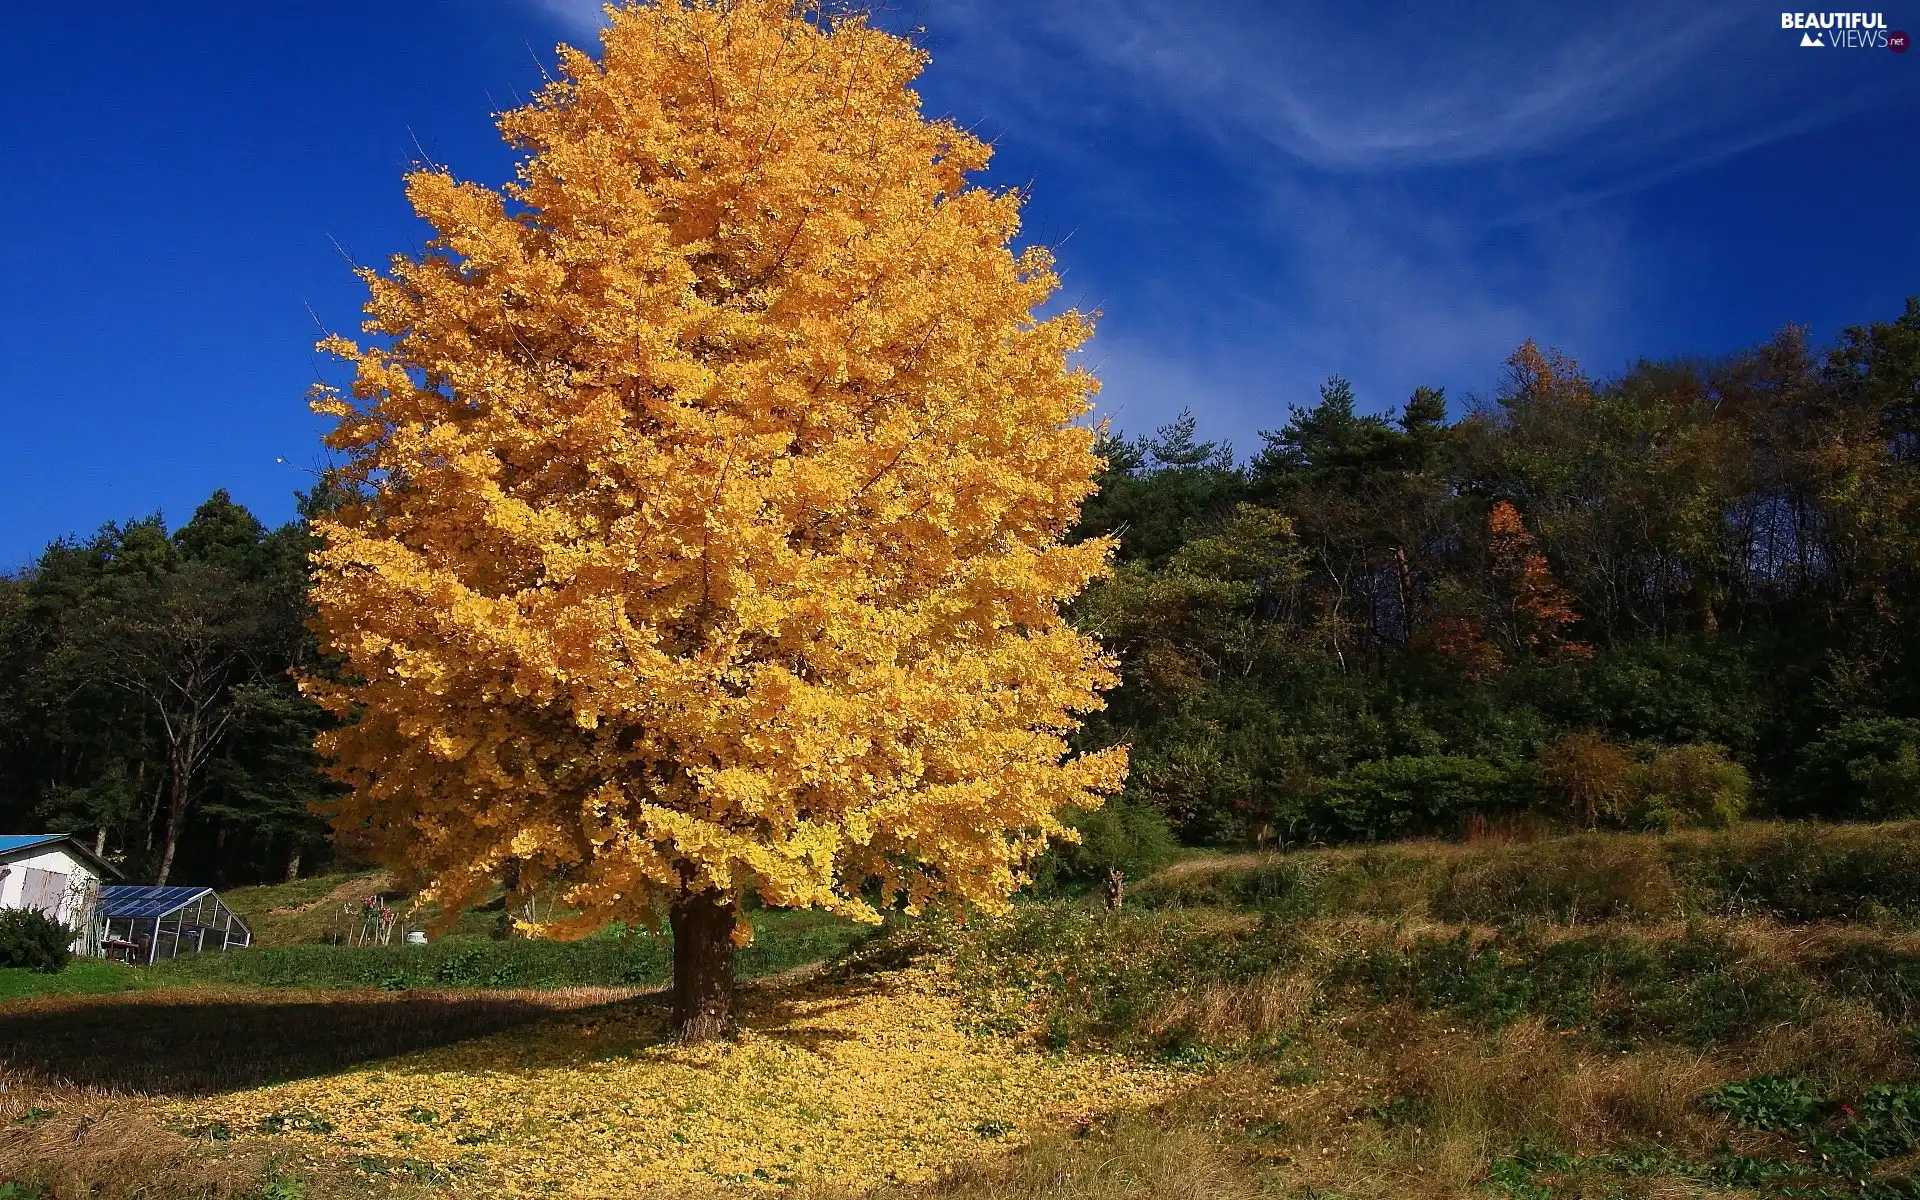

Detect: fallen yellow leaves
[166, 966, 1179, 1196]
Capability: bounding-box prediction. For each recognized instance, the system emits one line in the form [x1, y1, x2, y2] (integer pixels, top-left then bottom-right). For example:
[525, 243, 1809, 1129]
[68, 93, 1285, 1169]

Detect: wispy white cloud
[917, 0, 1873, 177]
[897, 0, 1913, 439]
[507, 0, 1916, 449]
[530, 0, 605, 38]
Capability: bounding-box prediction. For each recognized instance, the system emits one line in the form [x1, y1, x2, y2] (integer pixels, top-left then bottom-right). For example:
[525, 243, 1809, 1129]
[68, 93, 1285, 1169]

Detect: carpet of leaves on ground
[160, 964, 1178, 1196]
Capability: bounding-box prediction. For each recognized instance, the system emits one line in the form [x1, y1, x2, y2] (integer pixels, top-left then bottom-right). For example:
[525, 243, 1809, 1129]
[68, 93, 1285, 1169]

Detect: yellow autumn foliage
[305, 0, 1126, 937]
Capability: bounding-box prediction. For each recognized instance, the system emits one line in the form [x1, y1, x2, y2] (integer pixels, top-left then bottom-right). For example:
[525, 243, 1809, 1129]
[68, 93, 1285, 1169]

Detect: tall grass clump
[1134, 821, 1920, 928]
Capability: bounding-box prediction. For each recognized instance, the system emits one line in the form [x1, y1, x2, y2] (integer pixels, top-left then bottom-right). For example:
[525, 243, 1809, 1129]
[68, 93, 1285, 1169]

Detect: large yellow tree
[306, 0, 1125, 1041]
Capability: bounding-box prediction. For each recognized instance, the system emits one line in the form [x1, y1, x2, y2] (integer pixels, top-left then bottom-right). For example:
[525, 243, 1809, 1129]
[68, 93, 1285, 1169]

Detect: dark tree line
[6, 299, 1920, 886]
[1070, 298, 1920, 850]
[0, 490, 338, 885]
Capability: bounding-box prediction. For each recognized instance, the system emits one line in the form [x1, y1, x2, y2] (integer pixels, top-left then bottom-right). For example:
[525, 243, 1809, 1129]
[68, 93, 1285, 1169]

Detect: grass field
[9, 822, 1920, 1198]
[0, 877, 871, 1003]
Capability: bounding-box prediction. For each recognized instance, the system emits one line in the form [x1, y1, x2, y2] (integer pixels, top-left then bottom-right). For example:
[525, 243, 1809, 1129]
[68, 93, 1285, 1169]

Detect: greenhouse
[97, 885, 251, 964]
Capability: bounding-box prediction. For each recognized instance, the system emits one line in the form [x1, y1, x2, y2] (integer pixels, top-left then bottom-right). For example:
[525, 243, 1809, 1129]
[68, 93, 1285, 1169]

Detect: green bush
[1571, 637, 1763, 754]
[1030, 796, 1178, 894]
[1791, 718, 1920, 820]
[1629, 744, 1749, 829]
[0, 907, 74, 973]
[1319, 755, 1519, 841]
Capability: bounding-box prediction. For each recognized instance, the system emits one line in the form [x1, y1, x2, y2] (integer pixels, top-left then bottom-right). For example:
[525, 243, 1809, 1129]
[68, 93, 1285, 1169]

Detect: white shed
[0, 832, 122, 956]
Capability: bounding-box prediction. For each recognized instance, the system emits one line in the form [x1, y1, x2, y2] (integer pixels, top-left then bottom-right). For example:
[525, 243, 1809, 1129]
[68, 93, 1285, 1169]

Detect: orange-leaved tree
[304, 0, 1126, 1042]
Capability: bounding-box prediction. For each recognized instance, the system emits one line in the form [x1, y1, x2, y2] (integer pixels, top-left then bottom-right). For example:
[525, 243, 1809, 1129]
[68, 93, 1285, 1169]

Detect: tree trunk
[286, 847, 302, 882]
[670, 891, 737, 1044]
[155, 747, 192, 886]
[136, 755, 158, 852]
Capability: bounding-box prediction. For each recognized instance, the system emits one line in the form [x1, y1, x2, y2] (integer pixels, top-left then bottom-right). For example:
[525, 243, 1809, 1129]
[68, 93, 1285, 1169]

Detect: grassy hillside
[926, 821, 1920, 1199]
[11, 823, 1920, 1198]
[218, 870, 500, 947]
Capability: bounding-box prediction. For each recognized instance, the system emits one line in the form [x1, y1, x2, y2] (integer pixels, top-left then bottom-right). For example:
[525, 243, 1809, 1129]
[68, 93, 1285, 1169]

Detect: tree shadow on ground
[415, 964, 895, 1073]
[3, 940, 929, 1096]
[0, 988, 638, 1096]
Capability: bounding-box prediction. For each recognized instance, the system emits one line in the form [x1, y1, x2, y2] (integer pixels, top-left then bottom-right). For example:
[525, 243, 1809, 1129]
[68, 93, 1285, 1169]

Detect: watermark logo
[1781, 12, 1902, 48]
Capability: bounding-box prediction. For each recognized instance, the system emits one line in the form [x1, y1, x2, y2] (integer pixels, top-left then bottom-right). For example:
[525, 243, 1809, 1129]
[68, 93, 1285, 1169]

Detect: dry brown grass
[1379, 1015, 1725, 1153]
[264, 871, 395, 917]
[1747, 998, 1908, 1088]
[1133, 970, 1320, 1048]
[852, 1080, 1271, 1200]
[0, 1064, 452, 1200]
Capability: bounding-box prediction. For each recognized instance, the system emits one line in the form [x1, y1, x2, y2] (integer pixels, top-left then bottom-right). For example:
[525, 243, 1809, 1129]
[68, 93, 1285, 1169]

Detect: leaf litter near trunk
[163, 964, 1179, 1196]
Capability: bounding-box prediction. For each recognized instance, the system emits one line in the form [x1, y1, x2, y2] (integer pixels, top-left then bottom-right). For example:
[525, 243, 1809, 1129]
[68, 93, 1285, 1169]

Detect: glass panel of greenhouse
[96, 885, 252, 964]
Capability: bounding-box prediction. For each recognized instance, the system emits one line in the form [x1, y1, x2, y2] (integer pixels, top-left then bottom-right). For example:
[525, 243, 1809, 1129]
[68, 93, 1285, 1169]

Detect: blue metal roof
[0, 832, 123, 878]
[0, 833, 69, 854]
[97, 885, 214, 919]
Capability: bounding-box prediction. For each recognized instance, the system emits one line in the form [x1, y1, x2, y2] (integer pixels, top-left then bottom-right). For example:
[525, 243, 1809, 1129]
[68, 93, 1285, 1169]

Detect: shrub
[1790, 718, 1920, 820]
[1572, 637, 1762, 754]
[1629, 744, 1749, 829]
[1536, 732, 1635, 829]
[1031, 797, 1178, 894]
[0, 907, 74, 973]
[1319, 755, 1518, 841]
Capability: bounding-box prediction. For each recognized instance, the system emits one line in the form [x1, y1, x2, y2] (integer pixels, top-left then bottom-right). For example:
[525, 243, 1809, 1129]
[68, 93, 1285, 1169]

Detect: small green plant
[254, 1171, 307, 1200]
[1028, 796, 1178, 895]
[0, 908, 74, 973]
[1706, 1075, 1823, 1132]
[258, 1109, 335, 1134]
[180, 1118, 233, 1141]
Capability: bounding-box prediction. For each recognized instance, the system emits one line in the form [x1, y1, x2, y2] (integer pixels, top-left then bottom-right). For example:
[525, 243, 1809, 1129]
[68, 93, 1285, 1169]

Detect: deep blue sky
[1, 2, 1915, 567]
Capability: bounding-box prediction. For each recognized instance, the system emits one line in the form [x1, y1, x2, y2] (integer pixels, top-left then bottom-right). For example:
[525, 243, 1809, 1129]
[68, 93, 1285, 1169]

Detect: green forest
[6, 298, 1919, 889]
